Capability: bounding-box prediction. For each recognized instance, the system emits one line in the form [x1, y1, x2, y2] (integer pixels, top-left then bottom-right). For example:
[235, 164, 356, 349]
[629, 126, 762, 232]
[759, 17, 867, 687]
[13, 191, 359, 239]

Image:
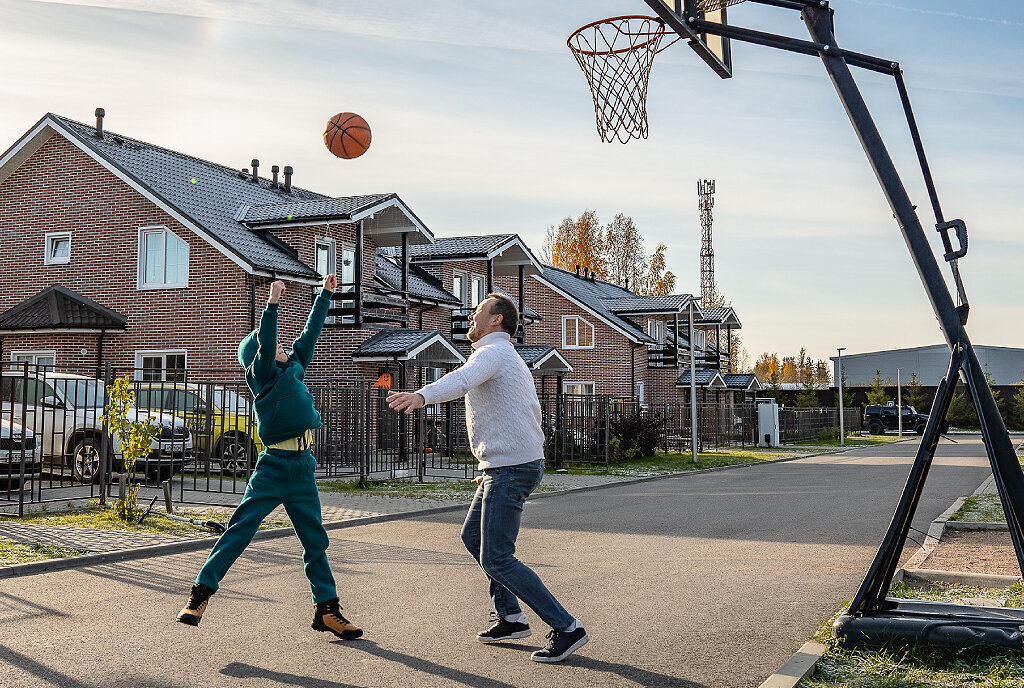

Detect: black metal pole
[802, 5, 1024, 578]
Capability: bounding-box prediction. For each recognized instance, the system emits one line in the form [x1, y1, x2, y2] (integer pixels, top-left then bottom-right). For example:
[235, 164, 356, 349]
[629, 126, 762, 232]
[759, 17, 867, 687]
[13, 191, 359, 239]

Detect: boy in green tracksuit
[176, 274, 361, 640]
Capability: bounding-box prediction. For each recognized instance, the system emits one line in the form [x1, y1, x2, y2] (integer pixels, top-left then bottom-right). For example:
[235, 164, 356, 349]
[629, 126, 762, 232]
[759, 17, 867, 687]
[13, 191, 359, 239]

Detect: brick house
[0, 111, 470, 384]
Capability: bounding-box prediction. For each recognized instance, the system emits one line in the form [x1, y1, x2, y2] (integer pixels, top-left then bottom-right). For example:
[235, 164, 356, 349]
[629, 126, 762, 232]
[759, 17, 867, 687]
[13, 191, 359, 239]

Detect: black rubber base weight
[835, 599, 1024, 651]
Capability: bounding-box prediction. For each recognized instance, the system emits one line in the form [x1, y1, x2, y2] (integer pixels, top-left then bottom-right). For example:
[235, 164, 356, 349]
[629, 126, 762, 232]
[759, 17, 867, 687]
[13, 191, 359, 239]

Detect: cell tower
[698, 179, 715, 306]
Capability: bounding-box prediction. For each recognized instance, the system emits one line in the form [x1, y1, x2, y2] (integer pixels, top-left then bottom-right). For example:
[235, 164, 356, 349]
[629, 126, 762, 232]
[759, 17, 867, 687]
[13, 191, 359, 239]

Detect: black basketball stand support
[643, 0, 1024, 649]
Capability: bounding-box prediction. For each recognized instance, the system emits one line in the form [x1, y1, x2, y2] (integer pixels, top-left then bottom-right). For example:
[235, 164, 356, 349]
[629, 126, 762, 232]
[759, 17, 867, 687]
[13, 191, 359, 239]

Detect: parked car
[863, 404, 934, 435]
[0, 371, 193, 483]
[0, 418, 43, 490]
[133, 381, 261, 475]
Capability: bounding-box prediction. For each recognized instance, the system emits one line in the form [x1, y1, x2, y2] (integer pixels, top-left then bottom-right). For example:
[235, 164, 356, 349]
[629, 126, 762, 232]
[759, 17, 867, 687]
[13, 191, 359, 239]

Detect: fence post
[603, 400, 610, 467]
[162, 479, 174, 514]
[98, 362, 113, 504]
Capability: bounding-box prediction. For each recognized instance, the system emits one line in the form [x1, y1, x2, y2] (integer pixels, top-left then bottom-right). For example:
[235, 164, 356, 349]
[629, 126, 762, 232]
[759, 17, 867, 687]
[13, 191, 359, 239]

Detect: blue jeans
[460, 459, 573, 630]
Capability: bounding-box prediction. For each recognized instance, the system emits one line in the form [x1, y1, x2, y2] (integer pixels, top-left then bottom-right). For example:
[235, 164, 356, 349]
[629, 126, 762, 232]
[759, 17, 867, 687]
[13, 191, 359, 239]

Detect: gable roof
[694, 306, 742, 328]
[602, 295, 697, 315]
[514, 345, 572, 374]
[0, 285, 126, 333]
[351, 328, 465, 364]
[723, 373, 762, 391]
[374, 250, 460, 305]
[386, 234, 543, 276]
[0, 114, 431, 281]
[675, 369, 727, 389]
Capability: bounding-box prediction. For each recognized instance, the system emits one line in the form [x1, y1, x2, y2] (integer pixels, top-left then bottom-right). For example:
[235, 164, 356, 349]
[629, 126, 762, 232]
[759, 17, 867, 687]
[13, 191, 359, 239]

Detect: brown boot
[176, 584, 214, 626]
[312, 598, 362, 640]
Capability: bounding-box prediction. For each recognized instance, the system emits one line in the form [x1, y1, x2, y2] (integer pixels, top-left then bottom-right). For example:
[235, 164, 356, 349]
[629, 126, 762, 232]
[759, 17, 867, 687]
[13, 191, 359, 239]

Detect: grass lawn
[952, 494, 1007, 524]
[565, 447, 802, 477]
[799, 581, 1024, 687]
[5, 503, 290, 538]
[0, 539, 89, 566]
[317, 478, 559, 500]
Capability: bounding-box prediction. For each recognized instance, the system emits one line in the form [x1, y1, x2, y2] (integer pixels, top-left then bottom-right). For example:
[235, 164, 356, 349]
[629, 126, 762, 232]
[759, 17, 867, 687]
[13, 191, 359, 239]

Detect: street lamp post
[837, 347, 846, 447]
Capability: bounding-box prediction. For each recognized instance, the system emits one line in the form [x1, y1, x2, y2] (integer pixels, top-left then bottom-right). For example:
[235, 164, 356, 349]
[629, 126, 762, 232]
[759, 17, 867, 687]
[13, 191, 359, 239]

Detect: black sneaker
[476, 614, 531, 643]
[531, 626, 589, 663]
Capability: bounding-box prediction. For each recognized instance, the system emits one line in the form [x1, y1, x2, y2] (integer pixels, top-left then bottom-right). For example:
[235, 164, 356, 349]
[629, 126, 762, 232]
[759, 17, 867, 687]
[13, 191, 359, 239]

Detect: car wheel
[70, 436, 103, 484]
[915, 424, 926, 435]
[868, 421, 884, 435]
[146, 465, 174, 483]
[217, 435, 255, 476]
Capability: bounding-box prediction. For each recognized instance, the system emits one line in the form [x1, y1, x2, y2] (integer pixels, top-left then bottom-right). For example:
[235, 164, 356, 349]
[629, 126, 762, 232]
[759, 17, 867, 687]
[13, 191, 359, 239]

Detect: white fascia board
[39, 117, 262, 277]
[532, 274, 652, 344]
[350, 196, 433, 243]
[486, 236, 543, 274]
[405, 335, 466, 364]
[533, 348, 573, 373]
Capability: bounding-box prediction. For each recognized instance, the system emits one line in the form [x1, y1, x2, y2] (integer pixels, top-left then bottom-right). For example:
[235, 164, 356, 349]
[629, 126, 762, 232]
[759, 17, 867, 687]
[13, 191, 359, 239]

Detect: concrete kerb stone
[757, 641, 828, 688]
[0, 445, 854, 580]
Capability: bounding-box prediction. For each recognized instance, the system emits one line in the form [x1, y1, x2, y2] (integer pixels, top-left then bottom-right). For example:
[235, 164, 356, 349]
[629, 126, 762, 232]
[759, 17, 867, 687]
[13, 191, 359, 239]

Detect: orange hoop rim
[567, 15, 668, 57]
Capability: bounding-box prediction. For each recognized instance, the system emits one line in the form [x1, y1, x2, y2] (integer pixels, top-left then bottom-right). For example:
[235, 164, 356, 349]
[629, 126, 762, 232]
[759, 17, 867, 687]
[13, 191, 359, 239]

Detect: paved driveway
[0, 437, 998, 688]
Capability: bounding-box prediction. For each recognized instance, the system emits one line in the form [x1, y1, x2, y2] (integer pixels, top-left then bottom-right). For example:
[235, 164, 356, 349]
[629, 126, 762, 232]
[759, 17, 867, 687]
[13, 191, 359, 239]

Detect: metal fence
[778, 406, 863, 443]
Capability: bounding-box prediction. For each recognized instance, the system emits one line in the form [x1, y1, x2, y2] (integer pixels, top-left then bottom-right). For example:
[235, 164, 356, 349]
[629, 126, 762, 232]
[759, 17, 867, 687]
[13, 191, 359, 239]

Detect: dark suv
[864, 404, 930, 435]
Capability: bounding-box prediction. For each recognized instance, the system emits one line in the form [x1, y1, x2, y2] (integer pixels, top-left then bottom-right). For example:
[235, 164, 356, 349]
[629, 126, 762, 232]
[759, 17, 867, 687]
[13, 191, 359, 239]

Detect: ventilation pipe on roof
[238, 168, 249, 179]
[583, 267, 589, 279]
[283, 166, 293, 193]
[575, 265, 580, 276]
[94, 108, 105, 138]
[271, 165, 280, 189]
[250, 159, 260, 183]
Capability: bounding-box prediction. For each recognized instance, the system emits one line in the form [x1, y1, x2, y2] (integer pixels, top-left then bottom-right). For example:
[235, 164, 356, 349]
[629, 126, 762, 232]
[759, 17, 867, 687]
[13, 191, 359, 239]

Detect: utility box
[756, 399, 780, 447]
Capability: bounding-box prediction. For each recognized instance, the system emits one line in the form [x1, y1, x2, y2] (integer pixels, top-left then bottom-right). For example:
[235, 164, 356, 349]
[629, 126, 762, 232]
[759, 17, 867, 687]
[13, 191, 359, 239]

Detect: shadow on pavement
[0, 644, 91, 688]
[221, 662, 360, 687]
[0, 590, 70, 625]
[342, 639, 521, 688]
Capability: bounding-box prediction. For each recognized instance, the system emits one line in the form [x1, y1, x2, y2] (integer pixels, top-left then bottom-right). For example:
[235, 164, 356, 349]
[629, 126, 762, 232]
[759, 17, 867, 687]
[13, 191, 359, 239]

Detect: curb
[944, 520, 1008, 531]
[0, 445, 861, 580]
[757, 641, 828, 688]
[901, 567, 1023, 590]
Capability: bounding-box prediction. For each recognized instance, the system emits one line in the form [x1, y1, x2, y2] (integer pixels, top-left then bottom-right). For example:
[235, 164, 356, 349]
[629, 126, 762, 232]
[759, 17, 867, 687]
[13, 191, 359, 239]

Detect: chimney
[583, 267, 589, 279]
[575, 265, 580, 276]
[250, 159, 260, 183]
[271, 165, 280, 189]
[94, 108, 105, 138]
[283, 166, 293, 193]
[624, 276, 629, 291]
[590, 272, 596, 282]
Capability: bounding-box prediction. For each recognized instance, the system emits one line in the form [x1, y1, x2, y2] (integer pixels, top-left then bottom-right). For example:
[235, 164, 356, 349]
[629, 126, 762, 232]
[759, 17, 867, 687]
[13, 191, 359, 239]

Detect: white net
[568, 16, 674, 144]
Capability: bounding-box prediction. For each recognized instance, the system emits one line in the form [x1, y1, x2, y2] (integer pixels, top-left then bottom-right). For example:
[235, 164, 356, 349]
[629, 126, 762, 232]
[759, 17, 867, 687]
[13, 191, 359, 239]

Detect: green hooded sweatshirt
[237, 289, 332, 446]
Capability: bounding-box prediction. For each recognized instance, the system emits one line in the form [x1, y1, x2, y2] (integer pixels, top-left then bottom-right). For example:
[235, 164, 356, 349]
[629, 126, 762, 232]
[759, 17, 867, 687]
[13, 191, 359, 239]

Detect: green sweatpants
[196, 449, 337, 602]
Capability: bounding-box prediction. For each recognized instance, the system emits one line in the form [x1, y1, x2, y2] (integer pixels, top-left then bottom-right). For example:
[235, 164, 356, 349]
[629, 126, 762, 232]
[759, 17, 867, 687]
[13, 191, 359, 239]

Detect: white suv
[0, 371, 194, 483]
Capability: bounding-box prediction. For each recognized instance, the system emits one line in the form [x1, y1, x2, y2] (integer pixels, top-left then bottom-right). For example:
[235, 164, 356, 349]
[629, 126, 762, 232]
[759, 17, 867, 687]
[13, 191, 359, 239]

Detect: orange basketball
[324, 112, 371, 159]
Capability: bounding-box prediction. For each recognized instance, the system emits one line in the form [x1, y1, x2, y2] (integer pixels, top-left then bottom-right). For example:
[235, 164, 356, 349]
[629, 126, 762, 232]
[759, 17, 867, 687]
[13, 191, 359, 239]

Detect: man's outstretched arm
[291, 273, 336, 370]
[387, 347, 502, 413]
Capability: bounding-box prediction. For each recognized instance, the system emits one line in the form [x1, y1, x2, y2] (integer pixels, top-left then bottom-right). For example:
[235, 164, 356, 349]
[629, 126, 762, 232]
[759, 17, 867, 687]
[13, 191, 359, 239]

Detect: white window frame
[563, 381, 596, 396]
[452, 270, 468, 307]
[10, 350, 57, 370]
[134, 350, 187, 381]
[137, 225, 189, 289]
[635, 381, 645, 403]
[562, 315, 595, 350]
[469, 274, 485, 307]
[315, 236, 337, 278]
[44, 231, 71, 265]
[647, 319, 665, 344]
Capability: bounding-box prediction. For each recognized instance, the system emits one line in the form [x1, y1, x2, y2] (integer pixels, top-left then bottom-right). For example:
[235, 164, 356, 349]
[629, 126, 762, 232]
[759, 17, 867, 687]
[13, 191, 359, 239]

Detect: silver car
[0, 418, 42, 490]
[0, 371, 194, 483]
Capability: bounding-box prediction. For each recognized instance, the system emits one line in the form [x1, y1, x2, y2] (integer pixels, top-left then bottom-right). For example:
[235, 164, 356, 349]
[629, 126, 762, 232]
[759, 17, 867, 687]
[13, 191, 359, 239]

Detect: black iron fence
[0, 361, 863, 516]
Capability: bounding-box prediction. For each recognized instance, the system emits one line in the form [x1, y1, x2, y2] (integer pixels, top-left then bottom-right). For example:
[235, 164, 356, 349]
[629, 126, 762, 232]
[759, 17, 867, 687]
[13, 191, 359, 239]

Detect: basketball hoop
[567, 16, 679, 144]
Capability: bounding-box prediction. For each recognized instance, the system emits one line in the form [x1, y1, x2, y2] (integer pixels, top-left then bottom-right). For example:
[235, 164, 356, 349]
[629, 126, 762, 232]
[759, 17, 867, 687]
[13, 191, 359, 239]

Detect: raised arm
[291, 274, 337, 370]
[251, 281, 285, 387]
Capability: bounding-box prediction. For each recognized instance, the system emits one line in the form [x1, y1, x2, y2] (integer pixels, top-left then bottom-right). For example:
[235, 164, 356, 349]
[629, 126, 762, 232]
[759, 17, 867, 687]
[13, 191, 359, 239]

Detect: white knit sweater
[416, 331, 545, 470]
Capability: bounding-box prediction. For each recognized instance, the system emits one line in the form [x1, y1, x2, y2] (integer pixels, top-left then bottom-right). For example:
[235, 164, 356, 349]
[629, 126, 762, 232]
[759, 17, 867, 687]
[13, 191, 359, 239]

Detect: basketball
[323, 113, 371, 159]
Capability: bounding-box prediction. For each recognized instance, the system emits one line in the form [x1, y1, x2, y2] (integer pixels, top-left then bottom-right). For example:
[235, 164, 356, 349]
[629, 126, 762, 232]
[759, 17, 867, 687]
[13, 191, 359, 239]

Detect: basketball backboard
[642, 0, 733, 78]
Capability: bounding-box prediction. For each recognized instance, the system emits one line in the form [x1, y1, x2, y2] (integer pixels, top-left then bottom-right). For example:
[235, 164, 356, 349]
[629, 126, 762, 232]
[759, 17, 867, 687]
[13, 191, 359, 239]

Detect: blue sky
[2, 0, 1021, 369]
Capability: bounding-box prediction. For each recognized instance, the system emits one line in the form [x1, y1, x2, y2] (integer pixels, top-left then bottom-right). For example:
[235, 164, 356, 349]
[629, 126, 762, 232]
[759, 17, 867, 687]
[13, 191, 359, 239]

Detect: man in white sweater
[387, 293, 588, 663]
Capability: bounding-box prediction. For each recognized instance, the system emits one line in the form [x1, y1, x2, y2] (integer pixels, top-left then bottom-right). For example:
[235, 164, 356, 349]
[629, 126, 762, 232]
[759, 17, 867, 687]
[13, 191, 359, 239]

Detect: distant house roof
[535, 266, 701, 345]
[351, 329, 465, 365]
[675, 369, 727, 389]
[514, 345, 572, 375]
[694, 306, 742, 328]
[723, 373, 762, 391]
[0, 285, 126, 333]
[0, 114, 432, 281]
[387, 234, 543, 276]
[374, 251, 460, 306]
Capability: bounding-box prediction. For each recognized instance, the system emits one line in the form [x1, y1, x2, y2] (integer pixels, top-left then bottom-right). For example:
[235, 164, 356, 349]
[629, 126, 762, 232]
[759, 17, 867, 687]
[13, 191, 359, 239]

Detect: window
[563, 381, 596, 397]
[424, 367, 441, 414]
[470, 275, 485, 307]
[452, 270, 468, 307]
[11, 351, 56, 371]
[135, 351, 186, 381]
[562, 315, 595, 349]
[315, 237, 336, 277]
[635, 382, 645, 403]
[647, 319, 665, 344]
[139, 226, 189, 288]
[44, 232, 71, 265]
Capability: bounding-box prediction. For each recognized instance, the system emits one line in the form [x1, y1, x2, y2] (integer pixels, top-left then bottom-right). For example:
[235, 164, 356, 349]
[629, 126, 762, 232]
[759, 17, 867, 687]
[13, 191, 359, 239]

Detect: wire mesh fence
[778, 406, 863, 443]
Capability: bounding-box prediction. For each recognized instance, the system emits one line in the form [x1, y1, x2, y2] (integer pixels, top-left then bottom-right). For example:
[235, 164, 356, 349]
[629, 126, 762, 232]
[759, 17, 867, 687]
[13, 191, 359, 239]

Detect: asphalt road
[0, 436, 1001, 688]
